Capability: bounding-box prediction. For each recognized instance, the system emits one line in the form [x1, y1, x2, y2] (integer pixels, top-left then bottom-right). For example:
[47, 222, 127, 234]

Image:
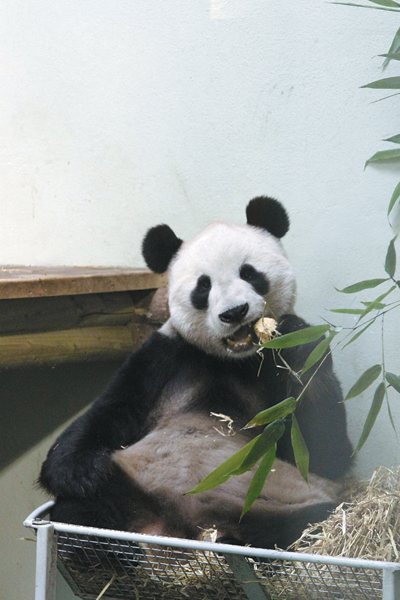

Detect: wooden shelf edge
[0, 266, 167, 299]
[0, 323, 158, 368]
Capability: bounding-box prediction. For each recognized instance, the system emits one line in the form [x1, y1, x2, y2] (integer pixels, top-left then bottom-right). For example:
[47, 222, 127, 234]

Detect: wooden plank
[0, 268, 169, 365]
[0, 266, 167, 299]
[0, 326, 142, 367]
[0, 290, 161, 336]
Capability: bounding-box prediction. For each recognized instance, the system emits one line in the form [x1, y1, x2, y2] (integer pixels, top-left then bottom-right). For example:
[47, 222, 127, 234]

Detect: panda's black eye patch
[191, 275, 211, 310]
[240, 263, 269, 295]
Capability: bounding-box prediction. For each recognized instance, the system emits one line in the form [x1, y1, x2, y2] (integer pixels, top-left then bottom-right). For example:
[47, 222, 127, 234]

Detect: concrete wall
[0, 425, 76, 600]
[1, 1, 400, 598]
[0, 361, 122, 600]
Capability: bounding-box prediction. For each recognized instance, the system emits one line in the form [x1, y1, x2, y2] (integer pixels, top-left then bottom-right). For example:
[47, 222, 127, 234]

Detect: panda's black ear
[142, 225, 183, 273]
[246, 196, 290, 238]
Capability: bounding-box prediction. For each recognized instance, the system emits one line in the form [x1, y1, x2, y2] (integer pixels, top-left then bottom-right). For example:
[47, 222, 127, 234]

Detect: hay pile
[290, 466, 400, 563]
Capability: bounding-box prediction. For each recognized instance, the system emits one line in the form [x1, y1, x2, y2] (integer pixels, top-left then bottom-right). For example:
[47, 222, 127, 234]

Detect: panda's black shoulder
[134, 329, 188, 365]
[91, 330, 189, 409]
[117, 329, 188, 378]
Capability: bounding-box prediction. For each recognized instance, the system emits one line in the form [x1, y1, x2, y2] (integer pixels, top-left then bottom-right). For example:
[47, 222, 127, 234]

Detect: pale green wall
[1, 1, 400, 598]
[0, 0, 398, 477]
[0, 426, 76, 600]
[0, 362, 121, 600]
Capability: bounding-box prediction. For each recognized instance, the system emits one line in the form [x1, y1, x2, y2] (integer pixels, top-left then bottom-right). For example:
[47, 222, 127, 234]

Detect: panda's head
[142, 196, 296, 359]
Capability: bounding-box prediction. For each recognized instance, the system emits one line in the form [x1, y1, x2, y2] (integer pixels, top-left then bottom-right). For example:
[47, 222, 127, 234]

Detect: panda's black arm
[39, 331, 179, 499]
[275, 314, 354, 480]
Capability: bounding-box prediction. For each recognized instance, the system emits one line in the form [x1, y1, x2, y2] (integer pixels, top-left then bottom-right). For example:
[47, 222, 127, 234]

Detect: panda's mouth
[224, 322, 258, 353]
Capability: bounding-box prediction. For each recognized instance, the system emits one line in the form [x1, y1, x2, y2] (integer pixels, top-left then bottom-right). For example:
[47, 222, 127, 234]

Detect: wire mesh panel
[24, 504, 399, 600]
[54, 529, 384, 600]
[56, 530, 248, 599]
[256, 560, 382, 600]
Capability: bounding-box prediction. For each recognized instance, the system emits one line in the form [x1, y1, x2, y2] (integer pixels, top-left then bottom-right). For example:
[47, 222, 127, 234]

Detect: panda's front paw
[40, 448, 112, 498]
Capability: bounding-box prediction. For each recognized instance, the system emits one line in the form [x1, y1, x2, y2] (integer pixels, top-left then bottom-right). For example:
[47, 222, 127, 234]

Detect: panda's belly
[112, 414, 246, 494]
[112, 413, 341, 517]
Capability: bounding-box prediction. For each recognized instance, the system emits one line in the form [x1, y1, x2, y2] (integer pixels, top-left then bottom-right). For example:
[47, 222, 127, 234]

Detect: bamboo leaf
[291, 415, 309, 483]
[240, 446, 276, 519]
[260, 325, 330, 349]
[329, 308, 364, 314]
[387, 404, 397, 433]
[386, 24, 400, 48]
[362, 77, 400, 90]
[386, 391, 398, 438]
[244, 397, 296, 429]
[232, 420, 285, 476]
[384, 134, 400, 144]
[380, 53, 400, 61]
[353, 382, 385, 453]
[361, 301, 387, 309]
[337, 278, 389, 294]
[185, 434, 261, 494]
[301, 331, 338, 375]
[385, 237, 397, 277]
[358, 287, 396, 319]
[331, 2, 400, 11]
[343, 321, 374, 348]
[345, 364, 382, 400]
[368, 0, 400, 7]
[383, 26, 400, 66]
[386, 372, 400, 393]
[388, 182, 400, 215]
[365, 149, 400, 168]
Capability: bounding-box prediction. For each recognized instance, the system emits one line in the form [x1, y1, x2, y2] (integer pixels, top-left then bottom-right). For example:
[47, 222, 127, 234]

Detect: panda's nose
[219, 303, 249, 324]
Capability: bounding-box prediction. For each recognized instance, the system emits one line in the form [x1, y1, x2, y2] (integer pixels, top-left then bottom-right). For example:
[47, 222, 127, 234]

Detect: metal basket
[24, 501, 400, 600]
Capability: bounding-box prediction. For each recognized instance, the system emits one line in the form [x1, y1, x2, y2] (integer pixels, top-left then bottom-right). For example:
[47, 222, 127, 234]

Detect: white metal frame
[25, 501, 400, 600]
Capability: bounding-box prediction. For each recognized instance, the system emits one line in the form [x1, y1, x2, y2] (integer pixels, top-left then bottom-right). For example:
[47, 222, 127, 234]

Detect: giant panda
[39, 196, 353, 550]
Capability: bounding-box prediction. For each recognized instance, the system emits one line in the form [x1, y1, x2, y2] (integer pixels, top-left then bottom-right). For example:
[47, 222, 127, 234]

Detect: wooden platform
[0, 266, 168, 367]
[0, 266, 165, 299]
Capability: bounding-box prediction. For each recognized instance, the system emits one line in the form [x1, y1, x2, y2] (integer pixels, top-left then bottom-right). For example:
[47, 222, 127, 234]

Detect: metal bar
[43, 520, 399, 571]
[24, 501, 400, 600]
[24, 500, 55, 525]
[223, 553, 272, 600]
[383, 567, 400, 600]
[34, 521, 57, 600]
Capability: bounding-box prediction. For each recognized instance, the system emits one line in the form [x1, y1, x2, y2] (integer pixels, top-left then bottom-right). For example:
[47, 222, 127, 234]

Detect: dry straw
[290, 465, 400, 562]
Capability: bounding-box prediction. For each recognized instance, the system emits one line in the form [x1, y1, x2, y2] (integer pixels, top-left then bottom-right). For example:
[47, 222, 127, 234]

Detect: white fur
[166, 223, 296, 358]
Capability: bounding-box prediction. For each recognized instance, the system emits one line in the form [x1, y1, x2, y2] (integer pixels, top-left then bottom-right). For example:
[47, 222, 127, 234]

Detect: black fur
[229, 502, 338, 551]
[240, 263, 270, 295]
[142, 224, 183, 273]
[40, 332, 180, 499]
[275, 315, 352, 480]
[190, 274, 211, 310]
[40, 315, 353, 548]
[246, 196, 290, 238]
[40, 198, 352, 550]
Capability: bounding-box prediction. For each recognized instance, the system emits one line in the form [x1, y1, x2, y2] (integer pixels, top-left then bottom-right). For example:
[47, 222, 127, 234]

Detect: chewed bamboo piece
[254, 317, 279, 343]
